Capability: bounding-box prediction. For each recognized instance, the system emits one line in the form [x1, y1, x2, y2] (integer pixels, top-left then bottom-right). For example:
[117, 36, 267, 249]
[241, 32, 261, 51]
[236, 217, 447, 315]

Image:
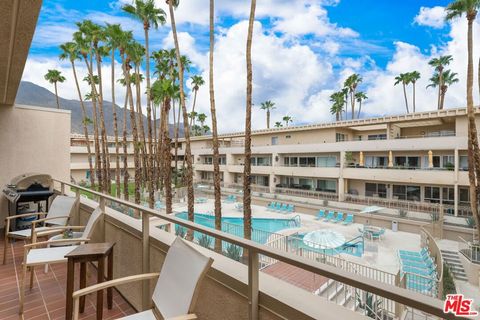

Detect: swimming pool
[174, 212, 299, 244]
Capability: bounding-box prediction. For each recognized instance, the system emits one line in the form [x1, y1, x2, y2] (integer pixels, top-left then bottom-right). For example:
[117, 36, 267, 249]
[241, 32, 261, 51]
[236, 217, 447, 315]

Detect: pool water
[174, 212, 298, 244]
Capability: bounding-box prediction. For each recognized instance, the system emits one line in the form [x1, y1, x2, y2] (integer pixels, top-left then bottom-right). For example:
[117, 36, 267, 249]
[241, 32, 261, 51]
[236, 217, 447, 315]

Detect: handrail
[420, 227, 444, 299]
[53, 179, 464, 320]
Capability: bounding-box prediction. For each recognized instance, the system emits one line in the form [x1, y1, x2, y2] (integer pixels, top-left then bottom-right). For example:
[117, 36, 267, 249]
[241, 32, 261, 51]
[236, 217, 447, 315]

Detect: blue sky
[23, 0, 478, 132]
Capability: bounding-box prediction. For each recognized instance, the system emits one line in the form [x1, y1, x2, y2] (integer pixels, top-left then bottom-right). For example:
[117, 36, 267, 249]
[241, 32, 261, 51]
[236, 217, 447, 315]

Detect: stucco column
[428, 150, 433, 168]
[339, 151, 345, 201]
[454, 148, 459, 182]
[388, 151, 393, 167]
[454, 183, 458, 217]
[269, 175, 276, 193]
[359, 151, 364, 167]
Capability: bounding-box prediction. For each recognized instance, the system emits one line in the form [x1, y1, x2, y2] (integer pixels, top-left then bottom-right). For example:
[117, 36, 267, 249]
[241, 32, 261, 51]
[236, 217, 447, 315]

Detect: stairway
[441, 249, 468, 281]
[315, 279, 359, 311]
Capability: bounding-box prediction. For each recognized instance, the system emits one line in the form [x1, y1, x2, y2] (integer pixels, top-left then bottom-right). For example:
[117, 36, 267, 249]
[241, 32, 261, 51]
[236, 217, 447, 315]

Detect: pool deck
[169, 199, 425, 275]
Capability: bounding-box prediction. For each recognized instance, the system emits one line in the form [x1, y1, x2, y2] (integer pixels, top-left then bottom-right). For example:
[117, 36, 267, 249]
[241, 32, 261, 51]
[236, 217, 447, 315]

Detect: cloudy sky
[23, 0, 480, 133]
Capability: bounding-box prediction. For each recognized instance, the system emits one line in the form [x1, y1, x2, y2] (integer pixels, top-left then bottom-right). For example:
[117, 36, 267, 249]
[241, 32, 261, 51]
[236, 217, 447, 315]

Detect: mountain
[15, 81, 183, 137]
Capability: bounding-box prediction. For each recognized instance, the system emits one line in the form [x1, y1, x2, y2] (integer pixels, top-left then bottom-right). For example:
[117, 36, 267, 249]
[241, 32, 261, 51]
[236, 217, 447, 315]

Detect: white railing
[54, 179, 458, 320]
[275, 187, 339, 201]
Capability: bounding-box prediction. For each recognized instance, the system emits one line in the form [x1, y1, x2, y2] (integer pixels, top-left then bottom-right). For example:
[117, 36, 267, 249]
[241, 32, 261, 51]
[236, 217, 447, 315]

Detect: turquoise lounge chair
[405, 275, 436, 294]
[333, 212, 344, 223]
[279, 203, 289, 213]
[286, 204, 295, 213]
[342, 214, 354, 225]
[399, 247, 428, 257]
[154, 201, 165, 210]
[324, 211, 335, 222]
[315, 210, 325, 220]
[371, 228, 385, 240]
[266, 202, 276, 211]
[402, 265, 436, 278]
[401, 258, 435, 270]
[399, 252, 431, 263]
[274, 203, 282, 212]
[224, 195, 236, 203]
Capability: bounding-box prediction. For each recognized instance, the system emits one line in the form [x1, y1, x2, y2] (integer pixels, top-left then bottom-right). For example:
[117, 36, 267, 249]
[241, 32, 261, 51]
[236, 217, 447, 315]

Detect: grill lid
[10, 173, 52, 191]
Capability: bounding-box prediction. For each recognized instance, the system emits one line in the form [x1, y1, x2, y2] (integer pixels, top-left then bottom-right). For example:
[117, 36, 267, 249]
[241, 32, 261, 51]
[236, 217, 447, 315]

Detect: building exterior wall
[0, 105, 70, 227]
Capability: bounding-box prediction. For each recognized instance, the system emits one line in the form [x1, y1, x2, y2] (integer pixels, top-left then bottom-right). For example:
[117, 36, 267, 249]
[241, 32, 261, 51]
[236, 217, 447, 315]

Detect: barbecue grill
[3, 173, 54, 223]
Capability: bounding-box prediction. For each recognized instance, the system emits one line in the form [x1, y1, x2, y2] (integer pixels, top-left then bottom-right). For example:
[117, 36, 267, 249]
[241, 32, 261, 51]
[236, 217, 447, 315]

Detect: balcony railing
[54, 179, 457, 320]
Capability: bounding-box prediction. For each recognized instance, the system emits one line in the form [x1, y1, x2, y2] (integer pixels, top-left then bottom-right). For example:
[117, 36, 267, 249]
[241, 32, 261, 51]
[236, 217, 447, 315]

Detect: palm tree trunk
[163, 99, 173, 215]
[440, 87, 447, 110]
[466, 15, 480, 241]
[438, 70, 443, 110]
[71, 61, 95, 188]
[350, 92, 355, 120]
[357, 101, 362, 119]
[168, 0, 195, 239]
[134, 64, 148, 192]
[84, 55, 102, 191]
[95, 48, 110, 194]
[173, 99, 179, 185]
[402, 83, 409, 113]
[266, 110, 270, 129]
[412, 82, 416, 113]
[111, 50, 121, 198]
[54, 83, 60, 109]
[243, 0, 257, 245]
[144, 27, 155, 209]
[210, 0, 222, 253]
[189, 90, 198, 128]
[336, 112, 339, 121]
[122, 91, 129, 201]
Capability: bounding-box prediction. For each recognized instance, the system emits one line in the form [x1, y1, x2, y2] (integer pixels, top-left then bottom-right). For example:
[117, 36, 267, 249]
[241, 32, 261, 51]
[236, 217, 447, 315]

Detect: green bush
[224, 243, 242, 261]
[465, 217, 476, 229]
[442, 263, 457, 299]
[198, 234, 213, 249]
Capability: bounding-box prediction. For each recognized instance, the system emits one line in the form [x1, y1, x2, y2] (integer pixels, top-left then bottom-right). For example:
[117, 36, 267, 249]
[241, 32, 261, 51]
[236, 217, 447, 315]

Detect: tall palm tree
[282, 115, 293, 126]
[105, 23, 124, 198]
[344, 74, 362, 119]
[446, 0, 480, 239]
[189, 75, 205, 127]
[44, 69, 65, 109]
[394, 73, 410, 113]
[123, 0, 166, 208]
[260, 100, 276, 128]
[243, 0, 257, 244]
[355, 91, 368, 119]
[197, 113, 207, 127]
[274, 121, 283, 128]
[429, 55, 453, 110]
[330, 91, 345, 121]
[167, 0, 196, 234]
[408, 71, 421, 112]
[427, 70, 459, 110]
[59, 42, 95, 188]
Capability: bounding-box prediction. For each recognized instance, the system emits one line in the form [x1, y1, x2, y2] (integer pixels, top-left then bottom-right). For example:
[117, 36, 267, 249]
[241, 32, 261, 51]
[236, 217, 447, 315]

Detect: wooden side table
[64, 242, 115, 320]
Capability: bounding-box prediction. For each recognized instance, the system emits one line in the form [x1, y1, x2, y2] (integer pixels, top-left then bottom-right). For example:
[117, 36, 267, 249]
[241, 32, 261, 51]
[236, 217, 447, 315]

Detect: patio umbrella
[360, 206, 385, 214]
[303, 230, 346, 249]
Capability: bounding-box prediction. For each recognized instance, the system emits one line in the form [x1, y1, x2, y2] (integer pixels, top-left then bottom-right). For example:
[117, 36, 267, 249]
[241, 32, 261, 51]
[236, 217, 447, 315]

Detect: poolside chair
[224, 195, 236, 204]
[279, 203, 289, 213]
[333, 212, 344, 223]
[72, 237, 213, 320]
[315, 210, 325, 220]
[155, 200, 165, 210]
[371, 228, 385, 241]
[3, 195, 78, 264]
[19, 206, 103, 314]
[274, 202, 282, 212]
[399, 251, 431, 263]
[399, 247, 429, 257]
[286, 204, 295, 213]
[401, 258, 435, 271]
[266, 202, 276, 211]
[324, 211, 335, 222]
[401, 265, 437, 278]
[342, 214, 354, 225]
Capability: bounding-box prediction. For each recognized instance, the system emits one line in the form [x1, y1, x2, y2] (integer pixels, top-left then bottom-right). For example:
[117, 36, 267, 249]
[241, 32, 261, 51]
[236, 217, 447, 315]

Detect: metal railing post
[248, 249, 259, 320]
[142, 210, 150, 310]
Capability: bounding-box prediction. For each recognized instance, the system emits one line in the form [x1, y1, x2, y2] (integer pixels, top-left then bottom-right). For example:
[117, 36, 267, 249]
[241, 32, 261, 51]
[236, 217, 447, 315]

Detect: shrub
[224, 243, 242, 261]
[175, 225, 187, 238]
[442, 263, 456, 299]
[398, 209, 407, 218]
[198, 234, 213, 249]
[465, 217, 476, 229]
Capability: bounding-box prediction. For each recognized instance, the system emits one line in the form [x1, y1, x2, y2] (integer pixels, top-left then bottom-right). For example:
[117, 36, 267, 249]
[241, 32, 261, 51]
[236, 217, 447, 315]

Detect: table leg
[80, 262, 87, 313]
[107, 251, 113, 309]
[65, 258, 75, 320]
[97, 257, 105, 320]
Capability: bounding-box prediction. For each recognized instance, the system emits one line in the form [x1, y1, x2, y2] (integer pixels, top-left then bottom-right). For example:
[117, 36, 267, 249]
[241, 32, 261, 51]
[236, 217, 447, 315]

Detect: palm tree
[44, 69, 65, 109]
[167, 0, 196, 235]
[429, 55, 453, 110]
[123, 0, 166, 208]
[274, 121, 283, 128]
[394, 73, 410, 113]
[282, 115, 293, 126]
[260, 100, 276, 128]
[408, 71, 421, 112]
[427, 70, 459, 110]
[243, 0, 257, 244]
[189, 75, 205, 127]
[105, 23, 124, 198]
[209, 0, 222, 253]
[329, 91, 345, 121]
[59, 42, 95, 188]
[344, 74, 362, 119]
[446, 0, 480, 239]
[355, 92, 368, 119]
[197, 113, 207, 127]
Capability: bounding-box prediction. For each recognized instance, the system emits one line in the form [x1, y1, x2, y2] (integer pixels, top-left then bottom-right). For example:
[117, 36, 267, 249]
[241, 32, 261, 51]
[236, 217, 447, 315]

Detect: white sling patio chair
[19, 206, 103, 314]
[72, 237, 213, 320]
[3, 195, 78, 264]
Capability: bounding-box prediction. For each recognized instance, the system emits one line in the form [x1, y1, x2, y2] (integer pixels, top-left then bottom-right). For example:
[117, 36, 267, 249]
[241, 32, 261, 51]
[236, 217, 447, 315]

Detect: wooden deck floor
[262, 261, 328, 293]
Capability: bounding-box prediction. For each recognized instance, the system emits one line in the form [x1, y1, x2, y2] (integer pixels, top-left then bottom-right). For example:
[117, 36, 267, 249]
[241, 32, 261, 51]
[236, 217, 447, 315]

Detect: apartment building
[177, 107, 478, 217]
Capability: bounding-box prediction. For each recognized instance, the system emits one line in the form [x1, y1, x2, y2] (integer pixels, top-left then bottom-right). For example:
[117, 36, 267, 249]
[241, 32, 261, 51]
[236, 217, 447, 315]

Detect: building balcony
[343, 167, 459, 185]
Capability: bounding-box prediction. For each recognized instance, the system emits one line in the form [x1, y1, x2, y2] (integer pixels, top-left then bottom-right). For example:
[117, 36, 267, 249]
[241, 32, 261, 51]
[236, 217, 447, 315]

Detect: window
[271, 136, 278, 145]
[299, 157, 316, 167]
[286, 135, 291, 139]
[336, 133, 346, 142]
[442, 187, 455, 205]
[459, 156, 468, 170]
[460, 187, 470, 205]
[368, 134, 387, 140]
[395, 156, 420, 168]
[316, 156, 337, 167]
[423, 155, 455, 169]
[365, 183, 387, 198]
[365, 156, 387, 168]
[204, 157, 213, 164]
[317, 180, 336, 193]
[424, 186, 440, 203]
[299, 178, 313, 190]
[442, 156, 455, 168]
[393, 185, 420, 201]
[284, 157, 298, 167]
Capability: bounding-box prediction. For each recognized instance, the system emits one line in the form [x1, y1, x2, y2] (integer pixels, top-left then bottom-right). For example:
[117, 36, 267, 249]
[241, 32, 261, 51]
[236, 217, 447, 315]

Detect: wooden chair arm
[72, 273, 160, 299]
[23, 238, 90, 249]
[168, 314, 198, 320]
[5, 212, 45, 220]
[35, 226, 85, 236]
[32, 215, 70, 225]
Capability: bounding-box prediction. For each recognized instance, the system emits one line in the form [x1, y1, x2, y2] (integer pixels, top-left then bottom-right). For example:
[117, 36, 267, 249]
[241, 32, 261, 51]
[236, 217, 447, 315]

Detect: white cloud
[414, 6, 447, 29]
